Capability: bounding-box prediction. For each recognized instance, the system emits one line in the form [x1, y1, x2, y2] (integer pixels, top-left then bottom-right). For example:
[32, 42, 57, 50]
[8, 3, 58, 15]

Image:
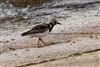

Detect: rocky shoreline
[0, 0, 100, 67]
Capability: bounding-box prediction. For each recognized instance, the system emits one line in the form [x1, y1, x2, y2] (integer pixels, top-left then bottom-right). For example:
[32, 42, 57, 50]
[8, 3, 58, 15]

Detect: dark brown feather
[21, 24, 49, 36]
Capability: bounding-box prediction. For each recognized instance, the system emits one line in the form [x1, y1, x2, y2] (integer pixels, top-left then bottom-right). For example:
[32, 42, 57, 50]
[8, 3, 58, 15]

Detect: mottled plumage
[21, 19, 61, 47]
[21, 24, 49, 36]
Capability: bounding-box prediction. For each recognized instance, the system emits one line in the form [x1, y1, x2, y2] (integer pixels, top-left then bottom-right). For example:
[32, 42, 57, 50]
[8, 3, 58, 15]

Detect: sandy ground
[0, 0, 100, 67]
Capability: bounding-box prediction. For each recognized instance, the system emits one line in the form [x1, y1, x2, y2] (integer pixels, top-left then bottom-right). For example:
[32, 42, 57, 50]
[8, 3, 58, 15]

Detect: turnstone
[21, 19, 61, 47]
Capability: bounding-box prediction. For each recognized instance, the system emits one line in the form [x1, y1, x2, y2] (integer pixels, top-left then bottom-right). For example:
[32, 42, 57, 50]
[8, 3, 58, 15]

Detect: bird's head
[50, 19, 61, 25]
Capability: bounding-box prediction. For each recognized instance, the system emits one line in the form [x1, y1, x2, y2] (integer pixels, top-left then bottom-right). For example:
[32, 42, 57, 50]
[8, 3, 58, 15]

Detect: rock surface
[0, 37, 100, 67]
[26, 51, 100, 67]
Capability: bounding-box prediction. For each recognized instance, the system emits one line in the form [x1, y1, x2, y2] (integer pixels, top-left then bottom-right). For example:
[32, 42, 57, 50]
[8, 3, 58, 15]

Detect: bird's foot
[37, 44, 44, 48]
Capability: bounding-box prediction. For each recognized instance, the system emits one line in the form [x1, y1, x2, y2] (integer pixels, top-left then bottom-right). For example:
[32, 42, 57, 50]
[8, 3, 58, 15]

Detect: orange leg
[37, 37, 45, 47]
[38, 38, 40, 46]
[39, 37, 45, 44]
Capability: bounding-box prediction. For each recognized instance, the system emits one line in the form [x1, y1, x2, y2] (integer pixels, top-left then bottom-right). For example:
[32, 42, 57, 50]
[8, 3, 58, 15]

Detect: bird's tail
[21, 31, 29, 36]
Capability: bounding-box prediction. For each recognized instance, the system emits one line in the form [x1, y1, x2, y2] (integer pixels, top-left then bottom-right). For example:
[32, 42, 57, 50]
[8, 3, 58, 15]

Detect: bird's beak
[57, 22, 62, 25]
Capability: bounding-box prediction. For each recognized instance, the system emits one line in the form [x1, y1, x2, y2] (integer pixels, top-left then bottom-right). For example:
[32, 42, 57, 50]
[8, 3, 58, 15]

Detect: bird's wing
[31, 24, 49, 33]
[21, 24, 49, 36]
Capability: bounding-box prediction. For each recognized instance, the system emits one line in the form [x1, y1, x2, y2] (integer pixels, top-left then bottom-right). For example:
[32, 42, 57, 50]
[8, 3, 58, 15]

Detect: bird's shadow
[37, 42, 61, 48]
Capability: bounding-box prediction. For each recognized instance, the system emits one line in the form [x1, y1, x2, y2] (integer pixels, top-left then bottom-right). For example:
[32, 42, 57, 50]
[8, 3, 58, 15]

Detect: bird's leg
[37, 38, 40, 47]
[39, 37, 45, 44]
[37, 37, 45, 47]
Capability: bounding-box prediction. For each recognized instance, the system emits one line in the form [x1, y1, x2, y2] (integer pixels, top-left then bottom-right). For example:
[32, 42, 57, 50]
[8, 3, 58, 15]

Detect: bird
[21, 19, 61, 47]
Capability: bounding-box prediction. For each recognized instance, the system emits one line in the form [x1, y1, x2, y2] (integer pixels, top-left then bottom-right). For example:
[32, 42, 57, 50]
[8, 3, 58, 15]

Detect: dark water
[0, 0, 48, 7]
